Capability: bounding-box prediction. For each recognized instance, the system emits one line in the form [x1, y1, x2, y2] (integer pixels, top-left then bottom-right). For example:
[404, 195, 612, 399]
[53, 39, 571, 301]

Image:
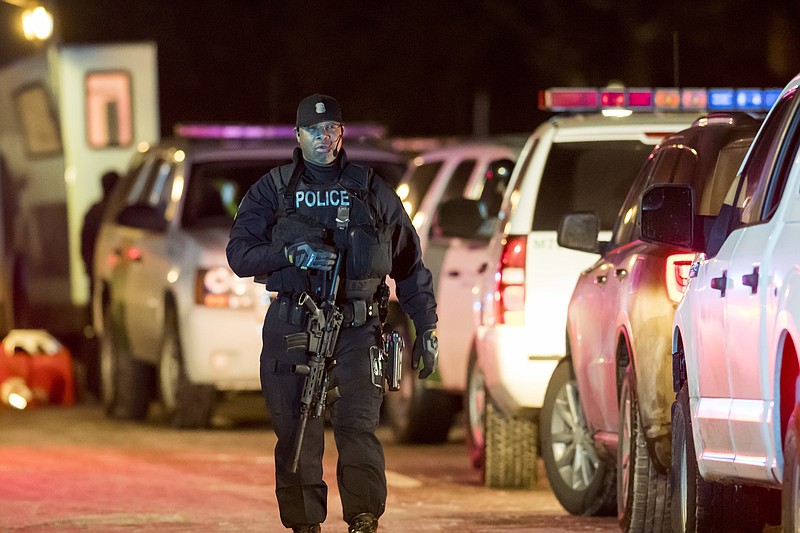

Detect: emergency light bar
[175, 123, 388, 140]
[539, 87, 783, 113]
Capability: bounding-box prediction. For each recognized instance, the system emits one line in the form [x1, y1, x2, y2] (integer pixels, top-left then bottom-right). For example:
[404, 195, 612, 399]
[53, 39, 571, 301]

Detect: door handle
[614, 269, 627, 279]
[710, 270, 727, 297]
[741, 266, 759, 294]
[595, 275, 607, 285]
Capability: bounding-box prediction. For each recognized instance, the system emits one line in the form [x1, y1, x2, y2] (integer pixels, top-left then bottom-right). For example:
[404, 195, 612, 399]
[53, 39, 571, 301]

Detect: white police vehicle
[642, 83, 798, 531]
[92, 124, 408, 428]
[383, 139, 524, 443]
[437, 87, 704, 488]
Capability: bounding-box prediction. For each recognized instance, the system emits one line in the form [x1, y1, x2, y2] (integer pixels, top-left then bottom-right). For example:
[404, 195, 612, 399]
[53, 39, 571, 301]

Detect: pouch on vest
[271, 215, 326, 246]
[264, 267, 310, 294]
[347, 224, 392, 279]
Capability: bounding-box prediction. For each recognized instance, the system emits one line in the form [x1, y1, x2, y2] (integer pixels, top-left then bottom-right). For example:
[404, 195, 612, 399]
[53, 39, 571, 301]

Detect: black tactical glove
[285, 238, 337, 271]
[412, 325, 438, 379]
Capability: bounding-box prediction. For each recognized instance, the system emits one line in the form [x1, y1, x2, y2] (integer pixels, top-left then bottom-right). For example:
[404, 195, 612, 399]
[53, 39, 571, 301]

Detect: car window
[124, 156, 157, 206]
[440, 160, 476, 204]
[762, 99, 800, 220]
[403, 161, 442, 218]
[429, 159, 480, 239]
[478, 158, 515, 217]
[532, 140, 652, 232]
[612, 145, 698, 245]
[103, 154, 146, 221]
[146, 160, 174, 208]
[500, 139, 538, 230]
[611, 151, 654, 245]
[734, 87, 797, 226]
[182, 159, 287, 228]
[697, 138, 752, 217]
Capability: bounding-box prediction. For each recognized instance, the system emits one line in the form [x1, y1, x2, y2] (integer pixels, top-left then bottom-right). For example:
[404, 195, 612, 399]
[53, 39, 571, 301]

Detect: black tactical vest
[267, 157, 392, 303]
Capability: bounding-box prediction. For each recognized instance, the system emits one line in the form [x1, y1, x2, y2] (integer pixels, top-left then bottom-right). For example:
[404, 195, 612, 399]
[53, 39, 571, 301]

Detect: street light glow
[21, 6, 54, 41]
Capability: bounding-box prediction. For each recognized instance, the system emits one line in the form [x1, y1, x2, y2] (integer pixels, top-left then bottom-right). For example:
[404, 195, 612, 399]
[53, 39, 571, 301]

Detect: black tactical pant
[260, 300, 386, 529]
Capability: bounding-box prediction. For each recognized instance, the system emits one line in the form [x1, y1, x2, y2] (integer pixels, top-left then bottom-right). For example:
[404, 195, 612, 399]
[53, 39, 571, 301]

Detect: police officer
[226, 94, 438, 533]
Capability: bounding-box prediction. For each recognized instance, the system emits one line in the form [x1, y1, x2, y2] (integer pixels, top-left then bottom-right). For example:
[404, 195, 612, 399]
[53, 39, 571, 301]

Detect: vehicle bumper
[476, 324, 559, 416]
[182, 306, 264, 391]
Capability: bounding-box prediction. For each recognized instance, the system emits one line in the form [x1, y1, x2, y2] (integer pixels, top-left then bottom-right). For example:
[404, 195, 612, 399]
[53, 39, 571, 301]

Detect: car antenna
[673, 31, 680, 88]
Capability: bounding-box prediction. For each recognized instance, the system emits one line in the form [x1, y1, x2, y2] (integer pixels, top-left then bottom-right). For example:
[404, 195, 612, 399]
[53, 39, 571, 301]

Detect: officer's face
[296, 122, 343, 165]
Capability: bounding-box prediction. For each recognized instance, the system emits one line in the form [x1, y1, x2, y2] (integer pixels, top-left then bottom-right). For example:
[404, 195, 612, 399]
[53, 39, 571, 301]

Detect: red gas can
[0, 330, 75, 409]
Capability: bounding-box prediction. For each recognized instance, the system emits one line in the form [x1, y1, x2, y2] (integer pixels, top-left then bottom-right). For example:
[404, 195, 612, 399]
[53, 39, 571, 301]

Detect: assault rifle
[285, 256, 344, 474]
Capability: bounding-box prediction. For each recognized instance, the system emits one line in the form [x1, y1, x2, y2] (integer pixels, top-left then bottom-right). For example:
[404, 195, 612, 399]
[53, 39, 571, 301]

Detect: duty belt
[276, 295, 378, 328]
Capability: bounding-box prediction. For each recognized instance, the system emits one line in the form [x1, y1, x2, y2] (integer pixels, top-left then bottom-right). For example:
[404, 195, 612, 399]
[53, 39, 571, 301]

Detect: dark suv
[545, 113, 761, 528]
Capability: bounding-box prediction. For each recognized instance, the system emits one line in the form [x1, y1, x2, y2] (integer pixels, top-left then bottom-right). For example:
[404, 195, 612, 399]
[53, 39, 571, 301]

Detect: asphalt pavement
[0, 397, 619, 532]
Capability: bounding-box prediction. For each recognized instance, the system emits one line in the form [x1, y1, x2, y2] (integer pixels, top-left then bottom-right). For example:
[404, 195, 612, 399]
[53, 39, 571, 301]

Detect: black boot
[348, 512, 378, 533]
[292, 525, 320, 533]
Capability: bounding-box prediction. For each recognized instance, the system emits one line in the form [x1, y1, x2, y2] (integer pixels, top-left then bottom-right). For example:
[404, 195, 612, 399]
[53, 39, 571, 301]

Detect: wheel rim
[467, 362, 486, 451]
[618, 381, 633, 509]
[159, 325, 180, 412]
[679, 433, 689, 531]
[550, 379, 599, 490]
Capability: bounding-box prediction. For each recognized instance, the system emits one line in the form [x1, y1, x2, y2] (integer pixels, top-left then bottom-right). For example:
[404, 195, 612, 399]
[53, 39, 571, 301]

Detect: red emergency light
[539, 88, 599, 111]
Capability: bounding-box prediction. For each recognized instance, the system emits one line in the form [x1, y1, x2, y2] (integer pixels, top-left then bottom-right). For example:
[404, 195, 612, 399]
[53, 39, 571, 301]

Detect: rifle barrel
[290, 414, 309, 473]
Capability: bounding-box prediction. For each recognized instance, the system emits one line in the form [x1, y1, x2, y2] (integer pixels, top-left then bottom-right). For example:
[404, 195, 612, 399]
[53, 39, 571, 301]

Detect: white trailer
[0, 42, 160, 341]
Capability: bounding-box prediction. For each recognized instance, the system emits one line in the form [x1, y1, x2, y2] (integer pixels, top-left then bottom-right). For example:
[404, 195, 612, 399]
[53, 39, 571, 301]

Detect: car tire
[617, 365, 669, 532]
[466, 349, 486, 469]
[159, 304, 217, 429]
[484, 390, 537, 489]
[670, 383, 719, 532]
[383, 317, 455, 443]
[783, 403, 800, 531]
[541, 359, 615, 515]
[100, 304, 152, 420]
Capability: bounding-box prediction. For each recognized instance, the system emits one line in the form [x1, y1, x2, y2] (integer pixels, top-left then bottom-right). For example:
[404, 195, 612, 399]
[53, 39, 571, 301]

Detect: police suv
[438, 88, 701, 488]
[92, 124, 408, 428]
[383, 139, 524, 444]
[643, 82, 798, 531]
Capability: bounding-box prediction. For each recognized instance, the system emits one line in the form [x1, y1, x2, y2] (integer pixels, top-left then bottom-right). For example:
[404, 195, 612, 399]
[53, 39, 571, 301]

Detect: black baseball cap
[296, 94, 343, 127]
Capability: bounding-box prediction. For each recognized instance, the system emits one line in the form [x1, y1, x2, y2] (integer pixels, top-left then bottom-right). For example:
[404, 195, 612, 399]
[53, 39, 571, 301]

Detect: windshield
[182, 160, 287, 228]
[402, 161, 442, 217]
[532, 140, 652, 231]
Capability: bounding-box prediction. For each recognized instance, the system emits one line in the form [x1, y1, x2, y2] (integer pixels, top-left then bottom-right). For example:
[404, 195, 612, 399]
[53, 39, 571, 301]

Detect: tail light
[665, 253, 696, 303]
[494, 235, 527, 325]
[195, 267, 253, 309]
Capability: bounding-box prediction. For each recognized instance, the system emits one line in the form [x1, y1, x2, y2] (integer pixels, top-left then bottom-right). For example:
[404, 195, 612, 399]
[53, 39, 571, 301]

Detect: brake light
[665, 253, 696, 303]
[494, 235, 527, 325]
[126, 247, 141, 261]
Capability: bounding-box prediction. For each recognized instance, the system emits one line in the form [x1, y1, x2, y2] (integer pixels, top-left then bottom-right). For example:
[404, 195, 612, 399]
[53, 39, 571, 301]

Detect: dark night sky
[2, 0, 800, 137]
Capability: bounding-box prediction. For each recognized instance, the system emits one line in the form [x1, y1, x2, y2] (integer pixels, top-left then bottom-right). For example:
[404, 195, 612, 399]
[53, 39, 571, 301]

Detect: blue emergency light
[735, 89, 765, 111]
[540, 87, 783, 114]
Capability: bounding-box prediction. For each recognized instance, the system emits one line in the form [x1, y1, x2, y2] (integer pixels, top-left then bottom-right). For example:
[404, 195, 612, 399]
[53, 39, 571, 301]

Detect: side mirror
[639, 184, 695, 249]
[557, 212, 601, 253]
[116, 204, 168, 233]
[437, 198, 488, 239]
